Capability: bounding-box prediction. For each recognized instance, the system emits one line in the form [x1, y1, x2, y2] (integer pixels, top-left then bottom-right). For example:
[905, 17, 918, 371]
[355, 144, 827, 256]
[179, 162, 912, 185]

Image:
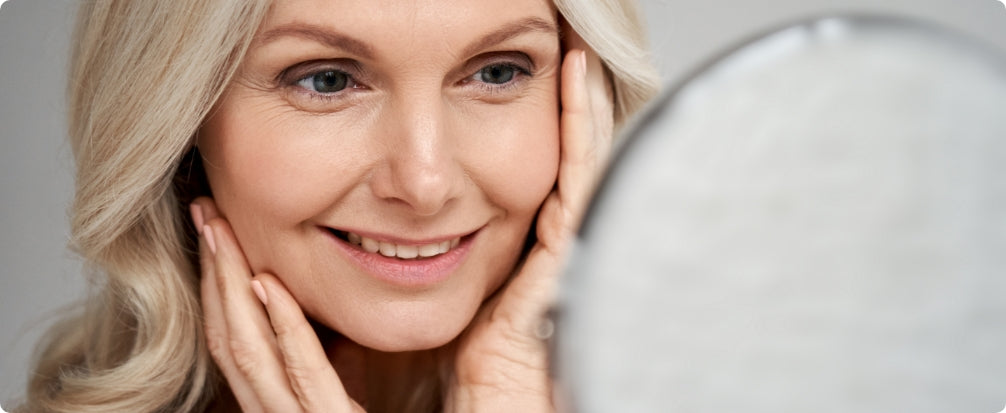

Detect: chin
[357, 330, 457, 353]
[315, 296, 486, 353]
[344, 318, 469, 352]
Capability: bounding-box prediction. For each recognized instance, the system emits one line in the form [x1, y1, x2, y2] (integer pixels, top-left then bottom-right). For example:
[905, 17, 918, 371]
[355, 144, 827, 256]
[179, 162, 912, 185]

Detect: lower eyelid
[471, 78, 529, 97]
[283, 83, 365, 110]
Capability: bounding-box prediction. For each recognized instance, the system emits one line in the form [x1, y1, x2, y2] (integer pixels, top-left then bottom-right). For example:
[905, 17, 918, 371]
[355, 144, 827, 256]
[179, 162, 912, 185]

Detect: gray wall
[1, 0, 82, 406]
[1, 0, 1005, 406]
[639, 0, 1006, 85]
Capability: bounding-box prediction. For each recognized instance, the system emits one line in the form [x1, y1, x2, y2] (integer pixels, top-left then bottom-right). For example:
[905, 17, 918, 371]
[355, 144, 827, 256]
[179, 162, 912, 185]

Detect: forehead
[260, 0, 558, 44]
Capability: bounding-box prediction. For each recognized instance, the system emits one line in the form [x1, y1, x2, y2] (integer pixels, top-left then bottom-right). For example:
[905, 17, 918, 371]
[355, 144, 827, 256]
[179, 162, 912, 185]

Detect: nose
[370, 94, 465, 216]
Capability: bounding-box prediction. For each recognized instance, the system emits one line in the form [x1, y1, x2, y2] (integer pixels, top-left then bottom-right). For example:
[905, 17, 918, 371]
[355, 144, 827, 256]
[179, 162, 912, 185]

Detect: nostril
[368, 148, 466, 216]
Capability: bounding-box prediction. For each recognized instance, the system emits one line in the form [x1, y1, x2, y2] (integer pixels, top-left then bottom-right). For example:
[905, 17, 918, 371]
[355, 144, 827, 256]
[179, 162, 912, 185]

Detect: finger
[192, 196, 218, 220]
[544, 48, 594, 246]
[564, 27, 615, 150]
[488, 48, 598, 335]
[193, 202, 262, 413]
[493, 195, 566, 342]
[256, 274, 364, 413]
[491, 44, 615, 339]
[204, 215, 301, 412]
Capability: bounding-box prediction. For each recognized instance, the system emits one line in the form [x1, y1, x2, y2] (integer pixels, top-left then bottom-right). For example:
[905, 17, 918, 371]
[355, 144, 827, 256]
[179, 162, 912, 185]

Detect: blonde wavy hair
[19, 0, 658, 412]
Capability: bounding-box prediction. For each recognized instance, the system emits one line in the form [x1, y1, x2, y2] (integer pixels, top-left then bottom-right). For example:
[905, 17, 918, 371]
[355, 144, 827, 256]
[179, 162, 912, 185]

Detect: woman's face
[199, 0, 561, 351]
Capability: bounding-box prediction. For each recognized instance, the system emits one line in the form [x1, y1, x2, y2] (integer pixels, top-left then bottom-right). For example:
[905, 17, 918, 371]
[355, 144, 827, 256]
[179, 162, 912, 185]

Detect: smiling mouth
[328, 229, 462, 260]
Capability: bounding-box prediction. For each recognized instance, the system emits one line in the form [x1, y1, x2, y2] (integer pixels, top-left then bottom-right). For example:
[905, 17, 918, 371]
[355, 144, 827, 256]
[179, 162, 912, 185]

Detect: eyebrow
[254, 16, 559, 60]
[255, 24, 376, 59]
[459, 17, 560, 57]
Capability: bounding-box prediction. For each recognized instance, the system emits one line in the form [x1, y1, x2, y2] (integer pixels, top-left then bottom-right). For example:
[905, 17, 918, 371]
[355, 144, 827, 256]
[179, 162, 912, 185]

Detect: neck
[321, 327, 447, 412]
[206, 327, 449, 413]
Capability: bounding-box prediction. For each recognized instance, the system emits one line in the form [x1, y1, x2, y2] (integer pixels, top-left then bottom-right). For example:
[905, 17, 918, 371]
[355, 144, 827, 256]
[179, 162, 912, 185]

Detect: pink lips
[323, 228, 477, 288]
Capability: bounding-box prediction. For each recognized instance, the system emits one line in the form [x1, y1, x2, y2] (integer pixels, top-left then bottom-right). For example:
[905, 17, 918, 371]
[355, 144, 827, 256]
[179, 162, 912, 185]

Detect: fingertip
[254, 274, 293, 309]
[202, 217, 237, 255]
[190, 196, 210, 211]
[577, 49, 587, 77]
[562, 49, 589, 112]
[250, 279, 268, 306]
[190, 203, 205, 233]
[562, 49, 585, 74]
[254, 275, 312, 339]
[191, 196, 221, 222]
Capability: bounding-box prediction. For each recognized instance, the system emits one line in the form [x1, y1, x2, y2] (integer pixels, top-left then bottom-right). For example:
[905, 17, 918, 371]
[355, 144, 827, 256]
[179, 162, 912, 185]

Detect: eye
[477, 64, 517, 84]
[459, 57, 535, 100]
[296, 70, 352, 94]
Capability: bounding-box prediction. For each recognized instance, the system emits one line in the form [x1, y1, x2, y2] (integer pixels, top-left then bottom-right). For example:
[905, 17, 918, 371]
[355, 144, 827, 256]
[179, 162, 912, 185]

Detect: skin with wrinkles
[192, 0, 614, 410]
[199, 0, 561, 352]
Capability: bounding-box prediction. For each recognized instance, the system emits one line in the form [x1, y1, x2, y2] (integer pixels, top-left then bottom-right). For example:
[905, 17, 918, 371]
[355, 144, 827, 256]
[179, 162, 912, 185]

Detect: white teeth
[361, 237, 380, 253]
[397, 245, 419, 259]
[378, 242, 396, 257]
[418, 243, 441, 257]
[344, 231, 461, 260]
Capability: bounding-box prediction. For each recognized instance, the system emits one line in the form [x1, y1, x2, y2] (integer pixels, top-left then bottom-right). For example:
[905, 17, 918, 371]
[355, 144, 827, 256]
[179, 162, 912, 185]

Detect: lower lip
[324, 229, 477, 288]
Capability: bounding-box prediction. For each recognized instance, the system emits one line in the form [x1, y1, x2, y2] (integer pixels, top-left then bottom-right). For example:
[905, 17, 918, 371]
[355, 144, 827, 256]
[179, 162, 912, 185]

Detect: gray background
[1, 0, 1005, 407]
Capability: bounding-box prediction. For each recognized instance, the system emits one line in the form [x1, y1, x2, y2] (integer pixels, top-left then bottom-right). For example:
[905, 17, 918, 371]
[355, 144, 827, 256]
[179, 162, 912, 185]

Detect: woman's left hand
[445, 29, 614, 413]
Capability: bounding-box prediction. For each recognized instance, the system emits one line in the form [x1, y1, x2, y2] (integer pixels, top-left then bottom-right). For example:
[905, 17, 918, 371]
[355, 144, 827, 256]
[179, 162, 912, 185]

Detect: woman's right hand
[191, 197, 364, 413]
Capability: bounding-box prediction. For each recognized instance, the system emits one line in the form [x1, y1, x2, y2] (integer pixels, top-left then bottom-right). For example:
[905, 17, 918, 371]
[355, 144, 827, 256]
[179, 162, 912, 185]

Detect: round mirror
[557, 15, 1006, 413]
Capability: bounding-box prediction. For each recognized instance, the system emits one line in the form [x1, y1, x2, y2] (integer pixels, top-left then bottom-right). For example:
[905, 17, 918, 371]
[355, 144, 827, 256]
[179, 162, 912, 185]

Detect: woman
[20, 0, 658, 411]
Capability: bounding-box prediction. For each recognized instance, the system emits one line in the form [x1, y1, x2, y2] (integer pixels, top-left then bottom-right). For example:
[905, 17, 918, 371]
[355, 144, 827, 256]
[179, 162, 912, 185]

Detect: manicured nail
[251, 280, 268, 306]
[190, 203, 204, 234]
[578, 50, 587, 77]
[203, 225, 216, 254]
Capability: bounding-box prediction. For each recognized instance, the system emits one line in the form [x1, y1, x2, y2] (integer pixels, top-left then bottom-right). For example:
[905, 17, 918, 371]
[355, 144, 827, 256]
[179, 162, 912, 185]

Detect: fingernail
[578, 50, 587, 77]
[251, 280, 268, 306]
[190, 203, 204, 234]
[203, 225, 216, 254]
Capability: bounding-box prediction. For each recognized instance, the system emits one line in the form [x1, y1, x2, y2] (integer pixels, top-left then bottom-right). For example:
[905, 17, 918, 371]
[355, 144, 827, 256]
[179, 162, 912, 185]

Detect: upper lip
[323, 226, 479, 245]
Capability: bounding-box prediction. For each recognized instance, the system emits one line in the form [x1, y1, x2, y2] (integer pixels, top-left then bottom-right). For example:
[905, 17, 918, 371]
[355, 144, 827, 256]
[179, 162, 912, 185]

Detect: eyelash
[465, 62, 533, 95]
[280, 58, 534, 103]
[279, 63, 362, 104]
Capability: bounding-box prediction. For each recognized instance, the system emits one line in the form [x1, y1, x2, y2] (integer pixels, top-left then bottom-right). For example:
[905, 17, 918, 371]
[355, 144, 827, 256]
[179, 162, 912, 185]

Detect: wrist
[444, 382, 554, 413]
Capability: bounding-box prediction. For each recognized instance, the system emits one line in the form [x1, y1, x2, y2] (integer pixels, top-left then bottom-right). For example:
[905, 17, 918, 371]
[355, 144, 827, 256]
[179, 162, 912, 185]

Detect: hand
[445, 29, 614, 412]
[191, 197, 364, 413]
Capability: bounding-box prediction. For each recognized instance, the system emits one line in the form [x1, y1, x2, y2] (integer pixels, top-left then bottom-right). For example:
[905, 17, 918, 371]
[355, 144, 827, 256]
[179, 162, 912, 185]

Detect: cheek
[460, 98, 561, 213]
[198, 98, 374, 275]
[200, 102, 365, 224]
